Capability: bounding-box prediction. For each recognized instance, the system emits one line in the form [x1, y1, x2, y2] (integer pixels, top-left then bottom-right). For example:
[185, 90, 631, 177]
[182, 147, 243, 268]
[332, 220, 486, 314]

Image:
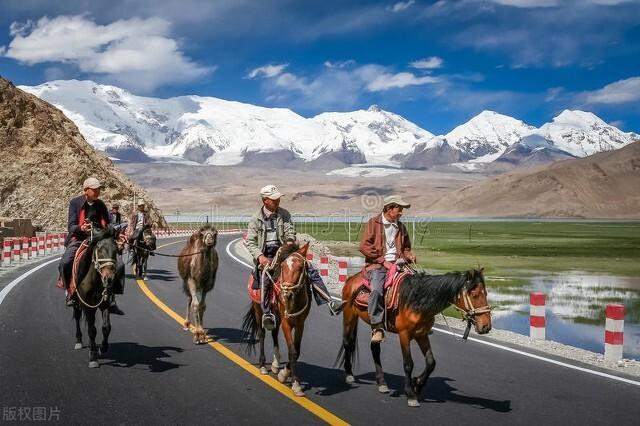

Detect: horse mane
[398, 269, 483, 315]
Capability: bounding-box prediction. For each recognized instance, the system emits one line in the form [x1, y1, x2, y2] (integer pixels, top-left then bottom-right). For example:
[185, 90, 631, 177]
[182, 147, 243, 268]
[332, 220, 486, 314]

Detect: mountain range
[20, 80, 639, 171]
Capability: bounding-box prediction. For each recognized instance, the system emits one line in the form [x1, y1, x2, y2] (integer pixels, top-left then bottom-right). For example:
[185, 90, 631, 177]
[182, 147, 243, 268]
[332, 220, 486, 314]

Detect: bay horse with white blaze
[242, 242, 312, 397]
[71, 227, 119, 368]
[338, 267, 491, 407]
[177, 225, 218, 344]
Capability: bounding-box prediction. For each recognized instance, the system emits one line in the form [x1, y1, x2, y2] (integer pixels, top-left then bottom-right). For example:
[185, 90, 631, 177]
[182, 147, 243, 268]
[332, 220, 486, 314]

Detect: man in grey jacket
[244, 185, 342, 330]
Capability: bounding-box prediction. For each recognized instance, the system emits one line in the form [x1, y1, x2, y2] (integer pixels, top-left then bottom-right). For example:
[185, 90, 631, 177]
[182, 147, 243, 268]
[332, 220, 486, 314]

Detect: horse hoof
[88, 361, 99, 369]
[259, 366, 269, 375]
[407, 399, 420, 407]
[292, 382, 305, 397]
[345, 375, 356, 384]
[74, 343, 83, 350]
[378, 384, 390, 394]
[277, 369, 289, 383]
[271, 364, 280, 375]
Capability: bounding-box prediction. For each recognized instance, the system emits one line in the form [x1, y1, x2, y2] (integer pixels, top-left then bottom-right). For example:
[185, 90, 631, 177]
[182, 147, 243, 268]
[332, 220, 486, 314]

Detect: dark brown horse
[177, 225, 218, 344]
[71, 228, 119, 368]
[131, 227, 156, 279]
[338, 268, 492, 407]
[242, 242, 311, 397]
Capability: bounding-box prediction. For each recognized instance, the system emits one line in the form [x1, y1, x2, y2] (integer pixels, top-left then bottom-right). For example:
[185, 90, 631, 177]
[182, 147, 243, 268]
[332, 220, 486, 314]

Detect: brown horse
[242, 242, 311, 397]
[71, 228, 119, 368]
[177, 225, 218, 344]
[338, 268, 492, 407]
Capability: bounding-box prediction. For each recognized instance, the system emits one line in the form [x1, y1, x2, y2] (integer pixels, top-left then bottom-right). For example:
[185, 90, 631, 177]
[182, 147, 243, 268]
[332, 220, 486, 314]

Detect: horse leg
[342, 307, 358, 384]
[254, 304, 268, 374]
[399, 330, 419, 407]
[290, 323, 305, 397]
[413, 334, 436, 397]
[86, 308, 99, 368]
[270, 327, 281, 375]
[100, 306, 111, 356]
[143, 253, 149, 279]
[73, 304, 83, 350]
[371, 341, 389, 393]
[277, 321, 293, 385]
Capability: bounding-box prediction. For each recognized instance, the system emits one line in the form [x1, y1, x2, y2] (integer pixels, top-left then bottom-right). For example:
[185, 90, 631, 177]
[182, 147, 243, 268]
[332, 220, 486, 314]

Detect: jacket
[66, 195, 110, 245]
[244, 207, 295, 263]
[359, 213, 413, 270]
[128, 210, 151, 238]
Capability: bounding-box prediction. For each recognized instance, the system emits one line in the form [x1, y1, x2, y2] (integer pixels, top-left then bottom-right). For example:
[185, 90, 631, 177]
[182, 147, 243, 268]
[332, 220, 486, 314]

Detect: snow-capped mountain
[19, 80, 638, 170]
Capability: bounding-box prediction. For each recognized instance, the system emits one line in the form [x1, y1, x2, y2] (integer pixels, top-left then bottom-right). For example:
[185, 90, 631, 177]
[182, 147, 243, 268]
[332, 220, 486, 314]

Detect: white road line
[0, 258, 61, 307]
[225, 237, 253, 269]
[224, 238, 640, 388]
[432, 327, 640, 387]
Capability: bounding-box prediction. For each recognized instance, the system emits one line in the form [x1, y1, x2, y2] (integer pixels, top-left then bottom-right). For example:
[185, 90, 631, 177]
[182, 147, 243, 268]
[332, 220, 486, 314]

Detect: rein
[279, 253, 310, 319]
[76, 243, 115, 309]
[130, 242, 206, 258]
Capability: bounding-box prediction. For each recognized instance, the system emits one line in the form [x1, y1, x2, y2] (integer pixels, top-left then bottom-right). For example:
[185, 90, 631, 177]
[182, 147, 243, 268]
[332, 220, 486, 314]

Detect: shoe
[262, 313, 276, 331]
[65, 293, 78, 307]
[328, 299, 344, 316]
[371, 328, 385, 343]
[108, 299, 125, 316]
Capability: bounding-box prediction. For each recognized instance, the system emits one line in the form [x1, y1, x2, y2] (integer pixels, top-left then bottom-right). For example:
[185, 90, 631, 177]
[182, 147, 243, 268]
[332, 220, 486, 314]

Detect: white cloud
[584, 77, 640, 105]
[247, 63, 289, 79]
[324, 60, 356, 69]
[362, 69, 439, 92]
[3, 15, 210, 92]
[387, 1, 415, 13]
[409, 57, 444, 69]
[489, 0, 559, 7]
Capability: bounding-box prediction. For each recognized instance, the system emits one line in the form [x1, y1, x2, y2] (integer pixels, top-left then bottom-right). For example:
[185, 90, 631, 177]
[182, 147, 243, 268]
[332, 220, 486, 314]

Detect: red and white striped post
[605, 304, 624, 362]
[338, 260, 348, 285]
[12, 238, 21, 263]
[21, 237, 29, 261]
[2, 238, 12, 267]
[37, 233, 45, 256]
[30, 236, 37, 258]
[306, 252, 314, 262]
[530, 292, 546, 340]
[319, 256, 329, 282]
[53, 233, 60, 253]
[45, 234, 52, 255]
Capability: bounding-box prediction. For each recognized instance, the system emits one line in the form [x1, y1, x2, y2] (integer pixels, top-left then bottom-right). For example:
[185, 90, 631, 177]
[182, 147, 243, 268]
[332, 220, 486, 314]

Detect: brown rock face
[427, 140, 640, 218]
[0, 77, 166, 229]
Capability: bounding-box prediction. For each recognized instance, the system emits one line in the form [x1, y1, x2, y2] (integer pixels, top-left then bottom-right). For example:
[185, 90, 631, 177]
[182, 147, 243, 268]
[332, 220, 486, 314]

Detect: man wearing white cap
[360, 195, 416, 343]
[245, 185, 341, 330]
[127, 199, 153, 253]
[59, 177, 124, 315]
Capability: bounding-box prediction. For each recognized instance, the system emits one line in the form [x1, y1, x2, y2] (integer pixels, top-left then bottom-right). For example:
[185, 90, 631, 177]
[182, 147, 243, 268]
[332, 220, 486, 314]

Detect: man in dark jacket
[359, 195, 416, 343]
[109, 204, 122, 226]
[59, 177, 124, 315]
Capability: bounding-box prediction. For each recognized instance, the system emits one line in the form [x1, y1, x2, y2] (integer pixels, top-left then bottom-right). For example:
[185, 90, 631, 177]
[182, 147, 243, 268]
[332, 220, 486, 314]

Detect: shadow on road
[206, 327, 245, 344]
[100, 342, 184, 373]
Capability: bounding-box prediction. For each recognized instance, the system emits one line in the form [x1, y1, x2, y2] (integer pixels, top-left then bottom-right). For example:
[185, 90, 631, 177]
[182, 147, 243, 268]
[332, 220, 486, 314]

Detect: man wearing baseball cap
[360, 195, 416, 343]
[245, 184, 342, 330]
[127, 198, 154, 253]
[58, 177, 124, 315]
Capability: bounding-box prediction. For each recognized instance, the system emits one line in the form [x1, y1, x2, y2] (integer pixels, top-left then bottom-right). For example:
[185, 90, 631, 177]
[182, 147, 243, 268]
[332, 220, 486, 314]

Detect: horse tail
[334, 316, 358, 369]
[241, 303, 259, 354]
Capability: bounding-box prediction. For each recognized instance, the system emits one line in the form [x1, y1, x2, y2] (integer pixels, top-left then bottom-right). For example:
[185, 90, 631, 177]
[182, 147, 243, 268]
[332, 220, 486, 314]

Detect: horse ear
[298, 241, 310, 257]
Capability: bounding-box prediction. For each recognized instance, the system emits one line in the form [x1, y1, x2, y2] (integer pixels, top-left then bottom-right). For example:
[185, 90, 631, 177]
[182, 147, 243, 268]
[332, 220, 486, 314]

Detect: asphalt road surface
[1, 234, 639, 425]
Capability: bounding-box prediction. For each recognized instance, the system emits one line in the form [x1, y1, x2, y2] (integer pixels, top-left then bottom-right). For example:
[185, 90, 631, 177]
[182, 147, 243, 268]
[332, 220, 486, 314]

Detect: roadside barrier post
[604, 304, 624, 362]
[530, 292, 546, 340]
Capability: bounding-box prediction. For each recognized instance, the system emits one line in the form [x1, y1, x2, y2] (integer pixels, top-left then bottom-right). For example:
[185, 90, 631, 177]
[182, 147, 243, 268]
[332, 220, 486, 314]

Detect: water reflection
[489, 271, 640, 360]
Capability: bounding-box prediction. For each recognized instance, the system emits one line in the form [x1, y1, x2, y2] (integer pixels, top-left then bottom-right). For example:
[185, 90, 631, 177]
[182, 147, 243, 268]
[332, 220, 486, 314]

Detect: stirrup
[262, 313, 276, 331]
[371, 328, 385, 343]
[328, 299, 344, 316]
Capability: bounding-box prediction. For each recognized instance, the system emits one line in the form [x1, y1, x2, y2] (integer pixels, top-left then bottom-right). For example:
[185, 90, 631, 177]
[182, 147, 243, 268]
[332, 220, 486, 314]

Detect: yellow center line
[135, 238, 350, 426]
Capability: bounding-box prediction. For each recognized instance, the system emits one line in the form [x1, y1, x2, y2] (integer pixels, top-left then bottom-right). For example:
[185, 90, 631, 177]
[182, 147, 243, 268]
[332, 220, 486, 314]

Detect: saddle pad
[360, 263, 398, 290]
[354, 270, 411, 312]
[62, 240, 91, 297]
[247, 275, 281, 306]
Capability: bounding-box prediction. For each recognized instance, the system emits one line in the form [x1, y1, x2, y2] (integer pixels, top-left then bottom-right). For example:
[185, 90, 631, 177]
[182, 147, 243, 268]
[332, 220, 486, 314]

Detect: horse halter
[278, 252, 309, 318]
[453, 281, 492, 341]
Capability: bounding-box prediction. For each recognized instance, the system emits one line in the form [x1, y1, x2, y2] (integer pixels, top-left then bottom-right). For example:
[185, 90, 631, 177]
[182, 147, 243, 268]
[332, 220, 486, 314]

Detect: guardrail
[1, 232, 67, 269]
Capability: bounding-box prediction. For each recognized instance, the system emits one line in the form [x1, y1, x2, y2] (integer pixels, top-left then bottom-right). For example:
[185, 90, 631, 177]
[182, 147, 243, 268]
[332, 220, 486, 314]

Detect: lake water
[489, 271, 640, 360]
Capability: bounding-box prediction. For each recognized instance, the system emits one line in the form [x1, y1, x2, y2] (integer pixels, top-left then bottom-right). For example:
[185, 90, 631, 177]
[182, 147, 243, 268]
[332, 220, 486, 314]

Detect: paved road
[1, 235, 639, 425]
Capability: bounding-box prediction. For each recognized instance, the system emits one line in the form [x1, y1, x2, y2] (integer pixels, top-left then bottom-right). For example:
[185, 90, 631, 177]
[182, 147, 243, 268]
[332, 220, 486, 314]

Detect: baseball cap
[137, 199, 146, 206]
[83, 177, 102, 190]
[383, 195, 411, 209]
[260, 185, 284, 200]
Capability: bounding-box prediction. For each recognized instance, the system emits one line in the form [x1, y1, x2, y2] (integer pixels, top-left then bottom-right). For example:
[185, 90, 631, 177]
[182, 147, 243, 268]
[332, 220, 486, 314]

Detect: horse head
[452, 268, 492, 335]
[90, 227, 118, 288]
[278, 242, 310, 315]
[142, 227, 157, 250]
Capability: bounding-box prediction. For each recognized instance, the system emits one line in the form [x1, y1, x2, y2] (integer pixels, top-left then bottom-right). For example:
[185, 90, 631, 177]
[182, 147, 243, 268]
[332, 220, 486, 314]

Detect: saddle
[56, 240, 91, 297]
[354, 263, 413, 314]
[247, 274, 281, 306]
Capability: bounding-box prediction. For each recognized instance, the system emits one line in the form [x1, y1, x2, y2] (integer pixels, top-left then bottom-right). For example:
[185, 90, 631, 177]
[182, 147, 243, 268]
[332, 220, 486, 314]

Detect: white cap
[83, 177, 102, 190]
[260, 185, 284, 200]
[137, 199, 146, 206]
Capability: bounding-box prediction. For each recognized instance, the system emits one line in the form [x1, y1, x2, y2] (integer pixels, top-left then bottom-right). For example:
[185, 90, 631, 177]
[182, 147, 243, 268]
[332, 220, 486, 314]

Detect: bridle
[452, 280, 492, 340]
[75, 238, 117, 309]
[275, 251, 310, 319]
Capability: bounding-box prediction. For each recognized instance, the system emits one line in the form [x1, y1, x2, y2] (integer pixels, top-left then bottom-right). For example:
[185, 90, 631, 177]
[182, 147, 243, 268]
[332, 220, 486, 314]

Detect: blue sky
[0, 0, 639, 134]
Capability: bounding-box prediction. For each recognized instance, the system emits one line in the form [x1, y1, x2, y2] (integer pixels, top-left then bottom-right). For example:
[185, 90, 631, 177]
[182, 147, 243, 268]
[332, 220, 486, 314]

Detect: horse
[241, 242, 311, 397]
[338, 267, 492, 407]
[177, 225, 218, 344]
[71, 227, 119, 368]
[131, 226, 156, 279]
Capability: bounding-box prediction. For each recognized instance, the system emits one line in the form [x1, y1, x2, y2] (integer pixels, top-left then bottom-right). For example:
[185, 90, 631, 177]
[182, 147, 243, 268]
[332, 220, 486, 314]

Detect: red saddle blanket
[247, 275, 281, 306]
[56, 240, 91, 297]
[354, 267, 412, 313]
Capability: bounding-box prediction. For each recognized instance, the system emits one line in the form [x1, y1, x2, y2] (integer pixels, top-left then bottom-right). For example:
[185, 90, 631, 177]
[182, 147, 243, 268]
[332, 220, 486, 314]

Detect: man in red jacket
[359, 195, 416, 343]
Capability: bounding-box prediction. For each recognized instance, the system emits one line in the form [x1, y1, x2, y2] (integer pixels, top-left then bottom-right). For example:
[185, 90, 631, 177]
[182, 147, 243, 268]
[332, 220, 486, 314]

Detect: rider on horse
[360, 195, 416, 343]
[244, 184, 343, 331]
[127, 199, 153, 261]
[59, 177, 125, 315]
